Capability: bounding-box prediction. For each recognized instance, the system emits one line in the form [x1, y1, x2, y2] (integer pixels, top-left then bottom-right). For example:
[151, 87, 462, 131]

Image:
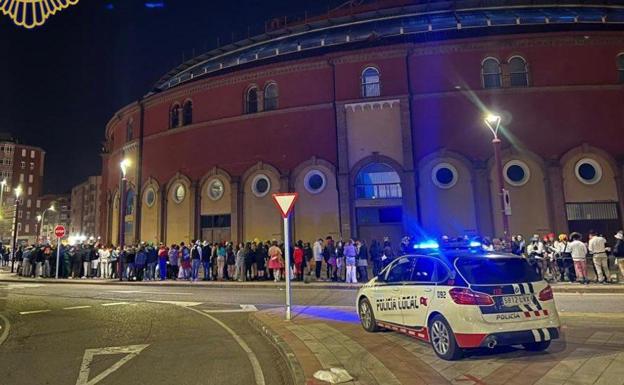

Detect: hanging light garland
[0, 0, 79, 29]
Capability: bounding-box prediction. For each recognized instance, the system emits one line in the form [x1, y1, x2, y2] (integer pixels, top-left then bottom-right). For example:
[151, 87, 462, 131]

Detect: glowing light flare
[413, 240, 440, 250]
[120, 159, 131, 177]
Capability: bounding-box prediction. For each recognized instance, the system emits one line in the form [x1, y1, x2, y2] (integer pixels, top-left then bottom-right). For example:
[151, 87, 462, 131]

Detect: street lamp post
[118, 159, 130, 281]
[484, 114, 511, 246]
[38, 204, 55, 242]
[10, 185, 22, 273]
[0, 179, 7, 219]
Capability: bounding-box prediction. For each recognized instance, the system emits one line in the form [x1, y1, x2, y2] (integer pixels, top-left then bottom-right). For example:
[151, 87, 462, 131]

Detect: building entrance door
[200, 214, 232, 243]
[566, 202, 621, 238]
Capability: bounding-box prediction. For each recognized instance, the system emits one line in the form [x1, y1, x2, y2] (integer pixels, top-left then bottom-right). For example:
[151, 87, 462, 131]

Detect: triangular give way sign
[272, 193, 299, 218]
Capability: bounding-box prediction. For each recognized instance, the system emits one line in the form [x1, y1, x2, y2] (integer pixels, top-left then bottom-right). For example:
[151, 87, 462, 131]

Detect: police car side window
[386, 258, 413, 283]
[410, 257, 436, 283]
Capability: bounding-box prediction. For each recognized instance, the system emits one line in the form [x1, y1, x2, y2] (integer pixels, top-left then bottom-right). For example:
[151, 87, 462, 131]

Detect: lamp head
[49, 204, 56, 212]
[485, 114, 501, 124]
[36, 215, 42, 222]
[120, 159, 130, 176]
[14, 185, 22, 198]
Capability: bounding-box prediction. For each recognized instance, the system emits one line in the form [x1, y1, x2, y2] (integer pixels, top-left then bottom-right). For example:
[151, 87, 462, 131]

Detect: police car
[356, 240, 561, 360]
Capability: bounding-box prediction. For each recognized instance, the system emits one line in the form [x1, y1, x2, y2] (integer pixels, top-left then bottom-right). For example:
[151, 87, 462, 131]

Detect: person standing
[146, 244, 158, 281]
[216, 243, 226, 280]
[80, 245, 91, 279]
[554, 234, 575, 282]
[293, 241, 304, 281]
[344, 239, 358, 284]
[226, 243, 236, 280]
[268, 241, 284, 282]
[335, 240, 345, 282]
[255, 242, 267, 281]
[588, 230, 610, 284]
[190, 240, 202, 282]
[370, 240, 381, 276]
[180, 242, 191, 280]
[613, 230, 624, 282]
[313, 239, 323, 280]
[356, 240, 369, 282]
[110, 247, 119, 279]
[158, 243, 168, 280]
[201, 241, 211, 281]
[303, 242, 313, 279]
[527, 235, 545, 279]
[168, 245, 179, 280]
[21, 246, 32, 277]
[569, 232, 589, 284]
[135, 246, 147, 281]
[235, 243, 245, 282]
[99, 246, 111, 279]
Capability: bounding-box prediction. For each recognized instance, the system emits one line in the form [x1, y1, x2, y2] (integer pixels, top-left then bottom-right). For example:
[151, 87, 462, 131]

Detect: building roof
[153, 0, 624, 93]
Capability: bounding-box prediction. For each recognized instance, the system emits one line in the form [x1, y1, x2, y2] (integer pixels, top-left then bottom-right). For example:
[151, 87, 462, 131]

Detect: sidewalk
[1, 270, 623, 293]
[250, 306, 624, 385]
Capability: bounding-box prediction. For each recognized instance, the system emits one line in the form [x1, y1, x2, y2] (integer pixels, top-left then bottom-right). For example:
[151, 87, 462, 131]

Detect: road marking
[76, 344, 149, 385]
[109, 290, 192, 296]
[0, 313, 10, 346]
[5, 283, 44, 290]
[64, 306, 92, 310]
[183, 305, 265, 385]
[101, 302, 130, 307]
[19, 310, 51, 315]
[202, 304, 258, 313]
[147, 300, 203, 307]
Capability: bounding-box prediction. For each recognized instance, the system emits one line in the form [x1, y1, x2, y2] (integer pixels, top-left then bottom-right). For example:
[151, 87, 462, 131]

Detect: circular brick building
[101, 0, 624, 246]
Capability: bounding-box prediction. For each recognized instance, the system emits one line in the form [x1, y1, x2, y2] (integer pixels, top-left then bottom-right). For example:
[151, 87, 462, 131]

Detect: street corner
[249, 306, 624, 385]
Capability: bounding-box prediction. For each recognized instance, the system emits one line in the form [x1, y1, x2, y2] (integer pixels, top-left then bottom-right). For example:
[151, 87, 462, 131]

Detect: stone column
[230, 178, 241, 244]
[160, 185, 167, 244]
[472, 160, 495, 237]
[335, 102, 352, 239]
[545, 160, 569, 234]
[193, 181, 201, 241]
[399, 97, 419, 232]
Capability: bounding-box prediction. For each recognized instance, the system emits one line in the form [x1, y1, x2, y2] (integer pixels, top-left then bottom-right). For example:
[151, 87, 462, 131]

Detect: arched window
[125, 119, 133, 142]
[361, 67, 380, 97]
[170, 104, 180, 128]
[482, 58, 502, 89]
[617, 53, 624, 83]
[263, 83, 278, 111]
[245, 86, 258, 114]
[182, 100, 193, 125]
[509, 56, 529, 87]
[355, 163, 402, 199]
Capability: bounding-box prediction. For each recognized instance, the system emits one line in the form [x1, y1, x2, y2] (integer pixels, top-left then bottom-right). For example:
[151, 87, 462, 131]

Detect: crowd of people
[2, 229, 623, 285]
[504, 229, 624, 284]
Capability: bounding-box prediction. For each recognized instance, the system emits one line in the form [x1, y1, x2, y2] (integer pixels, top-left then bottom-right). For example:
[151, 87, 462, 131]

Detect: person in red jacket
[294, 240, 305, 281]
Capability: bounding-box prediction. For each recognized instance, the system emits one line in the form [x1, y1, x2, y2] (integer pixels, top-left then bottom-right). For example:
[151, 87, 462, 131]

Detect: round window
[575, 158, 602, 185]
[304, 170, 326, 194]
[503, 160, 530, 186]
[251, 174, 271, 197]
[207, 179, 224, 201]
[431, 163, 458, 189]
[173, 184, 186, 203]
[145, 188, 156, 207]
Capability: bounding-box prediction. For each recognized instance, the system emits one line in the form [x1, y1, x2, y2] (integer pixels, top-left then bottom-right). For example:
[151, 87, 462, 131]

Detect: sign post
[272, 193, 299, 321]
[54, 225, 65, 279]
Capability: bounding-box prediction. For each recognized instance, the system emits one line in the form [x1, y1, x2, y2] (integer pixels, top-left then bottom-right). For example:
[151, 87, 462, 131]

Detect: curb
[0, 277, 361, 291]
[248, 312, 306, 385]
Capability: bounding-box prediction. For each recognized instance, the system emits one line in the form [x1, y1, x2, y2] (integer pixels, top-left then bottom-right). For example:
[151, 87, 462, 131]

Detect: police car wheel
[358, 298, 379, 332]
[429, 315, 463, 361]
[522, 340, 551, 352]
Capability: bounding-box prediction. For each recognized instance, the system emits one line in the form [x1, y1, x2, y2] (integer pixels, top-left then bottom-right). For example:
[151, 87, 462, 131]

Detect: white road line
[109, 290, 192, 296]
[202, 304, 258, 313]
[0, 314, 10, 346]
[184, 306, 265, 385]
[19, 310, 51, 315]
[147, 300, 203, 307]
[76, 344, 149, 385]
[101, 302, 130, 307]
[64, 306, 92, 310]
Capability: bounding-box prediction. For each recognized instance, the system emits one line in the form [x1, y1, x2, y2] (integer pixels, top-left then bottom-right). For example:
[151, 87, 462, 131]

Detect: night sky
[0, 0, 342, 194]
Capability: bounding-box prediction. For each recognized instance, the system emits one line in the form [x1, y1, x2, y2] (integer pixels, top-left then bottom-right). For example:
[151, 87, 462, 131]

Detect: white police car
[356, 241, 561, 360]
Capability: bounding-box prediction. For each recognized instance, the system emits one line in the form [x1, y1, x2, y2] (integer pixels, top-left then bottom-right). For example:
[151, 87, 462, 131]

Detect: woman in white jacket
[99, 247, 111, 279]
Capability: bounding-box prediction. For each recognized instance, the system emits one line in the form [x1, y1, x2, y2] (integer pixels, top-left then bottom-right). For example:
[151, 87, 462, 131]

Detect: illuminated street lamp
[118, 159, 130, 281]
[38, 204, 55, 241]
[484, 113, 510, 246]
[11, 185, 22, 273]
[0, 178, 7, 219]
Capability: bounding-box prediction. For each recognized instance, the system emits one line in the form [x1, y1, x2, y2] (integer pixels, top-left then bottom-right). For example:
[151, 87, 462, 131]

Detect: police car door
[400, 256, 438, 329]
[374, 257, 414, 325]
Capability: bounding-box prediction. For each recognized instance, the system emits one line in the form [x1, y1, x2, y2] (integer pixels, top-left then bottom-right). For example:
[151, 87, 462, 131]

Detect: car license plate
[502, 294, 533, 307]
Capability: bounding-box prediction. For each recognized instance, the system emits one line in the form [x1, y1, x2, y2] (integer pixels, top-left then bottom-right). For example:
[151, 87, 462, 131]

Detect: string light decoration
[0, 0, 79, 29]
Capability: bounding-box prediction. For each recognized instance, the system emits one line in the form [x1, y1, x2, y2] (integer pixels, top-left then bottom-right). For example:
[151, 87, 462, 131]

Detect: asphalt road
[1, 282, 623, 385]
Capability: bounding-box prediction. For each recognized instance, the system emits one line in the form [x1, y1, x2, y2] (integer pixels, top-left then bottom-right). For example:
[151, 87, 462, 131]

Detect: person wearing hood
[527, 235, 545, 278]
[135, 246, 147, 281]
[614, 230, 624, 282]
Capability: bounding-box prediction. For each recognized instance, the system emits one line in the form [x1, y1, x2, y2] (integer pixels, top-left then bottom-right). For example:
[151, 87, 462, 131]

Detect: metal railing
[355, 183, 402, 199]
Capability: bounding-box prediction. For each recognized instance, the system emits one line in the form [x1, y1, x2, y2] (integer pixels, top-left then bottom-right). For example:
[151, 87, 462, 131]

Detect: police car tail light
[449, 288, 494, 306]
[538, 285, 553, 301]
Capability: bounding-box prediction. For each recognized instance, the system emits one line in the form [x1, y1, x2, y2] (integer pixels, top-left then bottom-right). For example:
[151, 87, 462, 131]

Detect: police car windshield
[455, 256, 541, 285]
